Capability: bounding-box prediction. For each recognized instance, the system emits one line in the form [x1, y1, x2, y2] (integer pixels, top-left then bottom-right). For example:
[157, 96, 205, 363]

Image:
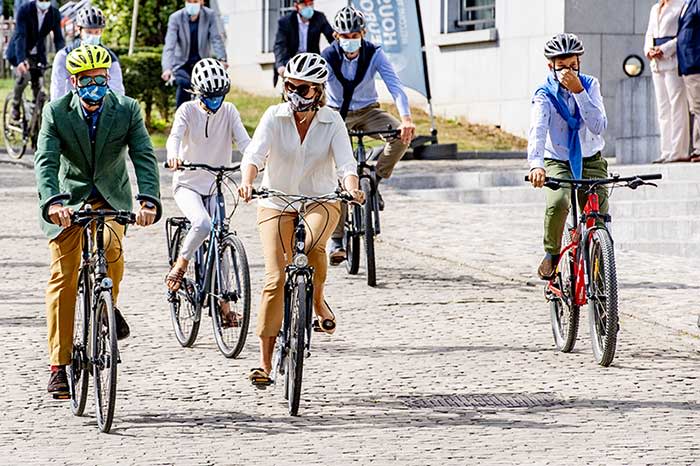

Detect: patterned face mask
[77, 83, 109, 106]
[287, 91, 317, 112]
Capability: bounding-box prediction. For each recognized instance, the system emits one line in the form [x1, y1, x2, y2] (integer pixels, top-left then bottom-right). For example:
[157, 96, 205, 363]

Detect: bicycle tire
[286, 274, 309, 416]
[169, 222, 201, 347]
[361, 178, 377, 287]
[3, 94, 27, 159]
[587, 229, 619, 367]
[68, 268, 91, 416]
[210, 234, 251, 359]
[550, 228, 580, 352]
[345, 205, 361, 275]
[93, 290, 118, 433]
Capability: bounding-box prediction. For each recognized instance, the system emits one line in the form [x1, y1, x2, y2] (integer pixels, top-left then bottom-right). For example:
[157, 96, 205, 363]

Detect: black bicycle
[344, 128, 401, 287]
[165, 162, 251, 358]
[526, 173, 661, 366]
[3, 64, 50, 159]
[42, 193, 161, 433]
[251, 188, 353, 416]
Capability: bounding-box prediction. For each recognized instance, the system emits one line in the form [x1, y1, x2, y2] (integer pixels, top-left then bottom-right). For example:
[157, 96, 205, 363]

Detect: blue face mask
[36, 1, 51, 11]
[81, 33, 102, 46]
[185, 2, 200, 16]
[202, 95, 224, 113]
[300, 6, 314, 20]
[77, 84, 108, 106]
[339, 38, 362, 54]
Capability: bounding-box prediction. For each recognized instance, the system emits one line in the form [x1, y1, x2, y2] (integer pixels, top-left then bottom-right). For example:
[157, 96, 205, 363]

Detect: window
[442, 0, 496, 34]
[262, 0, 297, 53]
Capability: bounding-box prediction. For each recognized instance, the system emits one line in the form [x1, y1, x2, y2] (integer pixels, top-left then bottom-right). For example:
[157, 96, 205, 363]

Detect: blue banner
[352, 0, 429, 98]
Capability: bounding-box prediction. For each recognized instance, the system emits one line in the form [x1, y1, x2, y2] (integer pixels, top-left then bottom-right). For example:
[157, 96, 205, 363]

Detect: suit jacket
[8, 1, 64, 65]
[678, 0, 700, 75]
[273, 10, 334, 86]
[161, 6, 227, 72]
[34, 91, 161, 240]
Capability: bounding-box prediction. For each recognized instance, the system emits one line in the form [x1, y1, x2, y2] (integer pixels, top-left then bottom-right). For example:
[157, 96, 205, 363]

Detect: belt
[653, 36, 675, 46]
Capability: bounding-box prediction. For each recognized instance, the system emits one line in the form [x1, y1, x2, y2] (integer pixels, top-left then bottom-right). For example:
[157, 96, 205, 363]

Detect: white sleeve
[166, 105, 188, 162]
[229, 105, 251, 157]
[241, 106, 275, 171]
[330, 115, 357, 180]
[50, 50, 68, 101]
[527, 93, 551, 170]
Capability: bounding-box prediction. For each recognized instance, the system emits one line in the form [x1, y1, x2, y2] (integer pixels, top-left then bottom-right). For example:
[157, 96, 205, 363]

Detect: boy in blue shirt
[528, 34, 608, 279]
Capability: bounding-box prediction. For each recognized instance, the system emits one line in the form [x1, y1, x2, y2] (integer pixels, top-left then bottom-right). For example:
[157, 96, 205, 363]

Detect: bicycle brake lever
[544, 181, 561, 190]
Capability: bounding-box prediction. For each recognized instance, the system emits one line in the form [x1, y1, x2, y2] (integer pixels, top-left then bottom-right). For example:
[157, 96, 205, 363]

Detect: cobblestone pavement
[0, 164, 698, 465]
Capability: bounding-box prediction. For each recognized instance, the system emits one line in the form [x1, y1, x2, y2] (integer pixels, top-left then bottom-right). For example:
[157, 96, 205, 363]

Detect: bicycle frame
[350, 135, 381, 235]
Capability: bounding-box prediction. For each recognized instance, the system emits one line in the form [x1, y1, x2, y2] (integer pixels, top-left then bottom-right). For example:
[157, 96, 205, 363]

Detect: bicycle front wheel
[587, 229, 619, 367]
[93, 290, 118, 433]
[68, 268, 91, 415]
[361, 178, 377, 287]
[344, 205, 361, 275]
[286, 274, 310, 416]
[3, 94, 27, 159]
[550, 228, 580, 352]
[210, 234, 251, 358]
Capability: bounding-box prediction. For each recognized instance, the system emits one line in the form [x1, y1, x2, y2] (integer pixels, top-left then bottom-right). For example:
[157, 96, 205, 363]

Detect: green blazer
[34, 91, 161, 240]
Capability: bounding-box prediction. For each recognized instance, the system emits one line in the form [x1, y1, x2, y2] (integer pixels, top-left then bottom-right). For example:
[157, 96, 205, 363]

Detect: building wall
[219, 0, 657, 155]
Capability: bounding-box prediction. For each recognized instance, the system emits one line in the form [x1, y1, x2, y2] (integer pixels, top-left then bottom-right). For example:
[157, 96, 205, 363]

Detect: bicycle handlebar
[348, 128, 401, 139]
[251, 187, 354, 203]
[41, 193, 163, 225]
[163, 161, 241, 173]
[524, 173, 662, 192]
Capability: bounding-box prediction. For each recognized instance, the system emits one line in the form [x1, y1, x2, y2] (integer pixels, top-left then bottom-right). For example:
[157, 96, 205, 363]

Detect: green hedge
[117, 46, 174, 128]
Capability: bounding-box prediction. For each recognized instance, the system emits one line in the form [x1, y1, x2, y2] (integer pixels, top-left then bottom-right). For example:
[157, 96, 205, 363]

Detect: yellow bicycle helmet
[66, 44, 112, 75]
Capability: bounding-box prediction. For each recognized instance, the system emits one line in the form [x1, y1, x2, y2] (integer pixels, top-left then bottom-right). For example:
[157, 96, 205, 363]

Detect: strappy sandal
[220, 309, 243, 328]
[248, 368, 273, 389]
[313, 300, 336, 335]
[165, 266, 186, 292]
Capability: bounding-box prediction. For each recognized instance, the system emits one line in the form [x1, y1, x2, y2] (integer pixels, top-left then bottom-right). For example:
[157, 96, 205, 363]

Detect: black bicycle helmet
[333, 6, 366, 34]
[76, 6, 106, 29]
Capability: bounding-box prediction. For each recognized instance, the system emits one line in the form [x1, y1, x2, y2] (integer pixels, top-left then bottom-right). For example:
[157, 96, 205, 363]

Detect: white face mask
[36, 1, 51, 11]
[185, 2, 201, 16]
[339, 38, 362, 54]
[82, 33, 102, 46]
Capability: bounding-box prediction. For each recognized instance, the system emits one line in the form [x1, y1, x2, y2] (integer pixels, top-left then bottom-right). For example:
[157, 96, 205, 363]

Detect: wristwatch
[141, 200, 156, 210]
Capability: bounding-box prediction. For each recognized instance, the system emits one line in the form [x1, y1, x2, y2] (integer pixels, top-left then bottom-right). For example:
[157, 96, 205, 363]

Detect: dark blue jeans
[174, 64, 194, 109]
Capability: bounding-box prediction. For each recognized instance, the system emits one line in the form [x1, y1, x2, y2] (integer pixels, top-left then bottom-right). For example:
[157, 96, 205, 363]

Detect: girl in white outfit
[645, 0, 690, 163]
[165, 59, 251, 295]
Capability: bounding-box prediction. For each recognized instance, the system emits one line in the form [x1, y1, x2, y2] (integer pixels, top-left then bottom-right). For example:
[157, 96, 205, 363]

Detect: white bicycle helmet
[544, 33, 585, 59]
[333, 6, 366, 34]
[191, 58, 230, 96]
[284, 53, 329, 84]
[76, 6, 106, 29]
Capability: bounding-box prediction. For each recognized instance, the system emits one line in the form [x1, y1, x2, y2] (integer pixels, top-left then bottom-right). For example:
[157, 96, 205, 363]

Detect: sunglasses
[284, 81, 317, 96]
[77, 75, 108, 87]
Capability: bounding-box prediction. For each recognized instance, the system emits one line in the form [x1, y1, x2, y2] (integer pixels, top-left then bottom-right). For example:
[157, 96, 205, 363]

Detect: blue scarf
[535, 73, 594, 179]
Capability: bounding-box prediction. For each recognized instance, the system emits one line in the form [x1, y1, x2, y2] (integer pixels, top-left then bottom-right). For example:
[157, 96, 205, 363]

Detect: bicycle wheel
[550, 228, 580, 352]
[169, 224, 201, 347]
[587, 229, 619, 367]
[345, 205, 361, 275]
[68, 268, 91, 416]
[285, 274, 309, 416]
[93, 290, 118, 433]
[210, 234, 251, 358]
[361, 178, 377, 287]
[3, 94, 27, 159]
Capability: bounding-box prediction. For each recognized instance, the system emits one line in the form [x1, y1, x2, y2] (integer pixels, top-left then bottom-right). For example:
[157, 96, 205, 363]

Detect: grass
[0, 78, 527, 153]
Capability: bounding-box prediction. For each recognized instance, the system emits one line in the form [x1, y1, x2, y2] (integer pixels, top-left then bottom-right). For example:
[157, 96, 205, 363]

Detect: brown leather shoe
[47, 367, 69, 399]
[538, 254, 559, 280]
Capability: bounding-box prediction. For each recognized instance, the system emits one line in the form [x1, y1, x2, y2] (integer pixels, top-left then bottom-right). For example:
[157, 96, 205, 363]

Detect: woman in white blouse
[645, 0, 690, 163]
[238, 53, 364, 385]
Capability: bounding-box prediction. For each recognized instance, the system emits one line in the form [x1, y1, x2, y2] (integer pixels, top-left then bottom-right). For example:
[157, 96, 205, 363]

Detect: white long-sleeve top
[527, 78, 607, 170]
[644, 0, 685, 73]
[167, 101, 251, 195]
[241, 103, 356, 211]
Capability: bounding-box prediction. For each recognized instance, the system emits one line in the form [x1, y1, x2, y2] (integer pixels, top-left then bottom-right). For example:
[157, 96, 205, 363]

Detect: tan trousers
[46, 199, 125, 365]
[684, 74, 700, 155]
[256, 203, 341, 337]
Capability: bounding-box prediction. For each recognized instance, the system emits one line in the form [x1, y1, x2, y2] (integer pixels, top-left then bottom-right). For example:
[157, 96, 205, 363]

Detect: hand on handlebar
[136, 205, 157, 227]
[529, 168, 546, 188]
[398, 117, 416, 145]
[238, 184, 254, 203]
[166, 157, 183, 170]
[48, 203, 74, 228]
[348, 189, 365, 204]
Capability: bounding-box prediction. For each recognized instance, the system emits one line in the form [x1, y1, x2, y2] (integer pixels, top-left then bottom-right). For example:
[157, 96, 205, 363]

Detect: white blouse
[242, 103, 357, 211]
[644, 0, 685, 73]
[168, 101, 251, 195]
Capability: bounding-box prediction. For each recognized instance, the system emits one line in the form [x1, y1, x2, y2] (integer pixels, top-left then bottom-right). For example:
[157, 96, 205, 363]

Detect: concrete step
[388, 162, 699, 191]
[616, 241, 700, 257]
[399, 181, 700, 204]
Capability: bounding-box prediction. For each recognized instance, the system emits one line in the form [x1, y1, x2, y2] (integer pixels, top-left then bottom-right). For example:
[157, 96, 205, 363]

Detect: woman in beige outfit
[645, 0, 690, 163]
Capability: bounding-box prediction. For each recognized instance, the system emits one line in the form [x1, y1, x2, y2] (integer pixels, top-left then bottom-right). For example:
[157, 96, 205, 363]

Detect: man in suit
[161, 0, 227, 109]
[8, 0, 64, 119]
[35, 44, 161, 398]
[678, 0, 700, 160]
[273, 0, 334, 87]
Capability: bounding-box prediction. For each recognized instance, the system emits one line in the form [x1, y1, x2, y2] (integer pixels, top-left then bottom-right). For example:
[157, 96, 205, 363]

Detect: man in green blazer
[34, 44, 161, 398]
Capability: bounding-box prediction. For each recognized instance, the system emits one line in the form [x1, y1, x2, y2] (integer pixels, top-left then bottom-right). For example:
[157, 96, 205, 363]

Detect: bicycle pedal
[52, 393, 70, 400]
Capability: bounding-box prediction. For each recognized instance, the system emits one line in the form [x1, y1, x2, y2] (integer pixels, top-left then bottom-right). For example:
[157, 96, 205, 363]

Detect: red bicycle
[526, 173, 661, 366]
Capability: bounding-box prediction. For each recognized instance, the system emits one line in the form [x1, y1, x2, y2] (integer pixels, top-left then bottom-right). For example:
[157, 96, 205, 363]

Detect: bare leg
[166, 256, 189, 291]
[259, 336, 276, 374]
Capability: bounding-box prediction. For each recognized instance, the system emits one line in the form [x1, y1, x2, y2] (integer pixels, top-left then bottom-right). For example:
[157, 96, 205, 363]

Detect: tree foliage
[94, 0, 183, 48]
